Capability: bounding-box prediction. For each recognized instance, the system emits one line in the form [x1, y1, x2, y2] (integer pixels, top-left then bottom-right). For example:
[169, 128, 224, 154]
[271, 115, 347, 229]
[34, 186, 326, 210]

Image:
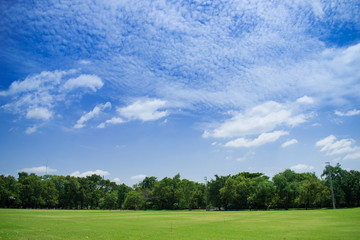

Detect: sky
[1, 0, 360, 186]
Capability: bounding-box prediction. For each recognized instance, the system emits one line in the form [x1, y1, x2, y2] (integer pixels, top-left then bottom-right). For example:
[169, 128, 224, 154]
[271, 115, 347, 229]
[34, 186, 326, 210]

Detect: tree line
[1, 164, 359, 210]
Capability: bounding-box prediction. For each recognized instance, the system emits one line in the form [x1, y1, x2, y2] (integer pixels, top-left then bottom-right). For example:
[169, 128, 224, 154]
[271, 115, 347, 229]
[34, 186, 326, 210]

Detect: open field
[1, 208, 360, 240]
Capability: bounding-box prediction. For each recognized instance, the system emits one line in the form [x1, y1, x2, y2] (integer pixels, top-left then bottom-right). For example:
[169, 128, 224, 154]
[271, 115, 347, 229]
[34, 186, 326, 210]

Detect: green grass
[1, 208, 360, 239]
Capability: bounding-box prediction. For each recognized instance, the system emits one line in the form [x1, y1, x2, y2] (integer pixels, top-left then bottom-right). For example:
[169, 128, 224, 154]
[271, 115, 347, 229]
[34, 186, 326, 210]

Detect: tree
[0, 175, 21, 208]
[152, 174, 181, 209]
[296, 173, 329, 209]
[18, 172, 44, 208]
[322, 164, 360, 207]
[99, 191, 118, 209]
[117, 184, 132, 209]
[220, 175, 252, 210]
[272, 169, 300, 210]
[123, 190, 145, 210]
[208, 175, 230, 210]
[41, 179, 59, 208]
[248, 180, 275, 210]
[175, 179, 205, 210]
[139, 176, 157, 190]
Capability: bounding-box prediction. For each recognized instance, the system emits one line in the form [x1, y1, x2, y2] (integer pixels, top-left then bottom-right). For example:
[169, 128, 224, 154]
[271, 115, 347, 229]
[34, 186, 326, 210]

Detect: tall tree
[123, 190, 145, 210]
[272, 169, 300, 210]
[296, 173, 329, 209]
[208, 174, 230, 210]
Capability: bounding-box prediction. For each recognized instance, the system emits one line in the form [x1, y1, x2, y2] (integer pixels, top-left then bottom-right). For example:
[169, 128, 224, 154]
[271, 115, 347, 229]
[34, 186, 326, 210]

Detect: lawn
[0, 208, 359, 239]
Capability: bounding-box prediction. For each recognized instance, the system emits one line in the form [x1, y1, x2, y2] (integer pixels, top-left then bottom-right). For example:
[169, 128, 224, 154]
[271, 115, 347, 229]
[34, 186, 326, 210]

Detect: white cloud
[335, 109, 360, 117]
[70, 170, 110, 178]
[113, 177, 121, 183]
[79, 60, 91, 65]
[0, 70, 67, 96]
[296, 96, 314, 104]
[344, 152, 360, 160]
[130, 174, 146, 180]
[118, 99, 168, 121]
[74, 102, 111, 129]
[0, 69, 107, 131]
[225, 131, 288, 148]
[25, 125, 38, 134]
[316, 135, 360, 160]
[63, 74, 103, 92]
[281, 139, 298, 148]
[21, 166, 57, 173]
[290, 164, 314, 172]
[97, 117, 124, 129]
[26, 107, 53, 121]
[204, 101, 306, 139]
[237, 151, 255, 162]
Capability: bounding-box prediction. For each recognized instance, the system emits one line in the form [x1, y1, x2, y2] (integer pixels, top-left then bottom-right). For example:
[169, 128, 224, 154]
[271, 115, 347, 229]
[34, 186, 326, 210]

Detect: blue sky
[1, 0, 360, 185]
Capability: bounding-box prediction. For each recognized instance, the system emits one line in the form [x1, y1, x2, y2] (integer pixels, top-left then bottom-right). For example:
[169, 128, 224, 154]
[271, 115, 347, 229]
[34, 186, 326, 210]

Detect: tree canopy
[1, 164, 359, 210]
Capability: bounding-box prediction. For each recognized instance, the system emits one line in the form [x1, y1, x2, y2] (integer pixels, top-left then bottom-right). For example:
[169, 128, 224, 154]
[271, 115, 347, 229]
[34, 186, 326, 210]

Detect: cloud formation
[26, 107, 53, 121]
[290, 164, 314, 172]
[118, 99, 168, 121]
[74, 102, 111, 129]
[225, 131, 288, 148]
[97, 98, 168, 128]
[21, 166, 57, 173]
[63, 74, 103, 92]
[335, 109, 360, 117]
[296, 96, 314, 104]
[70, 170, 110, 178]
[25, 125, 38, 134]
[316, 135, 360, 160]
[204, 101, 307, 139]
[281, 139, 298, 148]
[0, 69, 104, 132]
[130, 174, 147, 180]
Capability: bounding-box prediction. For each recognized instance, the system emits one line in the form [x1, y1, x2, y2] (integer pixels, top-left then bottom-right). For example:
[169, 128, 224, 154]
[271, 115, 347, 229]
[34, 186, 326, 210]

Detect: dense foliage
[1, 164, 359, 210]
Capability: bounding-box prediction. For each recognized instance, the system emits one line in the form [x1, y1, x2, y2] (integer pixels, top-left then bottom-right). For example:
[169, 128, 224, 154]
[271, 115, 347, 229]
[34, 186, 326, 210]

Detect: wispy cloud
[203, 101, 307, 139]
[26, 107, 53, 121]
[335, 109, 360, 117]
[21, 166, 57, 173]
[118, 99, 168, 121]
[97, 98, 168, 129]
[296, 96, 314, 104]
[290, 164, 314, 172]
[281, 139, 298, 148]
[130, 174, 146, 180]
[316, 135, 360, 160]
[97, 117, 124, 129]
[63, 74, 103, 92]
[70, 170, 110, 178]
[25, 125, 38, 134]
[237, 151, 255, 162]
[74, 102, 111, 129]
[225, 131, 288, 148]
[0, 69, 105, 132]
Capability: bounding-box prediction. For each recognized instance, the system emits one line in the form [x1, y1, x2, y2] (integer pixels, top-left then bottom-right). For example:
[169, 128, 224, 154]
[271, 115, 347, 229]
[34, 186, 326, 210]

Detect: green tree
[18, 172, 44, 208]
[0, 175, 21, 208]
[152, 174, 181, 209]
[41, 179, 59, 208]
[296, 173, 329, 209]
[208, 175, 230, 210]
[248, 180, 275, 210]
[99, 191, 118, 209]
[117, 184, 132, 209]
[222, 175, 253, 209]
[322, 164, 360, 207]
[123, 190, 145, 210]
[272, 169, 300, 209]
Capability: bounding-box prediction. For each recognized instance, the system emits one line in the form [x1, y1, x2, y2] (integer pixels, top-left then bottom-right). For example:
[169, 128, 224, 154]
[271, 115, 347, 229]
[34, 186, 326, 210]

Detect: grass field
[1, 208, 359, 240]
